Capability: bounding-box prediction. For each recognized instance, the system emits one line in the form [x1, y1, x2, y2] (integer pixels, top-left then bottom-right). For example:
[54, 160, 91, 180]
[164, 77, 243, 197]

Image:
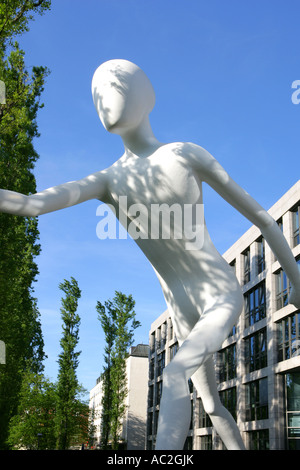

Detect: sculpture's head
[92, 59, 155, 135]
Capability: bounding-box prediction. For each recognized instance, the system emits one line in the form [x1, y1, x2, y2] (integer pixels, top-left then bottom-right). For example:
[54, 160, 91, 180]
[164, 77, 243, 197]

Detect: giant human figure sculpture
[1, 60, 300, 450]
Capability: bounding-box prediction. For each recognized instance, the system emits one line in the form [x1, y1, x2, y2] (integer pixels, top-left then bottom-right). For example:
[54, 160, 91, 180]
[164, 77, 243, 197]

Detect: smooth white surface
[1, 59, 299, 449]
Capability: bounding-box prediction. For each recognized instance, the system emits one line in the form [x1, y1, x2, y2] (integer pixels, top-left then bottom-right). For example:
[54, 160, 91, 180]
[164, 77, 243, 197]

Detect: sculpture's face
[92, 59, 155, 135]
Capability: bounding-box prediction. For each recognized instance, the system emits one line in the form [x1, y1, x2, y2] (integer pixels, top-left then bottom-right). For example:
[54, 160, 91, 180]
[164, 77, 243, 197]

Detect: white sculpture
[1, 59, 300, 450]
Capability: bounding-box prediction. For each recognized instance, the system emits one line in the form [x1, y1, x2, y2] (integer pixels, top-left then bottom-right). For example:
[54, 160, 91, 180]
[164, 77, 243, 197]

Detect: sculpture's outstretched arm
[0, 170, 108, 217]
[186, 143, 300, 307]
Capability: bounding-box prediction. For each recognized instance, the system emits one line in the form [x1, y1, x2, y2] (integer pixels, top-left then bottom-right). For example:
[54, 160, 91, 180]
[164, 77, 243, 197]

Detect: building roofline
[223, 179, 300, 261]
[129, 344, 150, 357]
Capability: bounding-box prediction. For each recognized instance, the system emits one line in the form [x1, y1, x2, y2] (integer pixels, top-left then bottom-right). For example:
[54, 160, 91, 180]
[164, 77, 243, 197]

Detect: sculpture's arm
[0, 170, 108, 217]
[186, 143, 300, 307]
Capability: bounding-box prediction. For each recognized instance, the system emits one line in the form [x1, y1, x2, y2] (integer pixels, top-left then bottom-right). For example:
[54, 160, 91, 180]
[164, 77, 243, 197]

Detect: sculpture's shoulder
[168, 141, 213, 171]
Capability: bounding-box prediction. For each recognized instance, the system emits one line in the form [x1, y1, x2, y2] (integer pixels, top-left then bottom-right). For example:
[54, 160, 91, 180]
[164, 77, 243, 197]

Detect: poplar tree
[0, 0, 51, 449]
[55, 277, 83, 450]
[97, 291, 141, 449]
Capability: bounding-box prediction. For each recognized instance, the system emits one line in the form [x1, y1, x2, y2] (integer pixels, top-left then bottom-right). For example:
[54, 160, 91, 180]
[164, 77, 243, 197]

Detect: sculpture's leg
[155, 357, 192, 450]
[155, 294, 243, 450]
[192, 357, 245, 450]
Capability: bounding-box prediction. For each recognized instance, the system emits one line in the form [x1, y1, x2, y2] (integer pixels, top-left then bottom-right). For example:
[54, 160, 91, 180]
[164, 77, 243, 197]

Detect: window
[228, 324, 237, 338]
[219, 387, 237, 421]
[274, 218, 283, 262]
[148, 385, 154, 408]
[189, 400, 193, 430]
[218, 344, 236, 382]
[156, 327, 162, 350]
[147, 412, 153, 436]
[244, 282, 266, 328]
[245, 378, 268, 421]
[160, 322, 167, 348]
[243, 248, 251, 285]
[257, 237, 265, 274]
[154, 410, 159, 434]
[150, 332, 155, 353]
[276, 259, 300, 311]
[278, 312, 300, 362]
[275, 258, 300, 310]
[244, 328, 267, 374]
[157, 351, 165, 376]
[276, 268, 290, 310]
[285, 373, 300, 450]
[169, 321, 174, 340]
[247, 429, 269, 450]
[198, 400, 210, 429]
[169, 342, 178, 360]
[156, 380, 163, 406]
[199, 435, 212, 450]
[149, 359, 155, 380]
[292, 204, 300, 247]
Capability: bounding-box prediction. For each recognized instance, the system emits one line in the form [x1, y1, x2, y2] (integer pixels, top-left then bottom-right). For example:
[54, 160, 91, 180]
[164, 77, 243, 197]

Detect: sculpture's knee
[202, 398, 223, 417]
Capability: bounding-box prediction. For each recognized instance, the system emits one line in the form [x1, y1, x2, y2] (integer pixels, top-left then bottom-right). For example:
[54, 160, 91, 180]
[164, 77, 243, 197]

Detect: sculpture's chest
[107, 149, 202, 209]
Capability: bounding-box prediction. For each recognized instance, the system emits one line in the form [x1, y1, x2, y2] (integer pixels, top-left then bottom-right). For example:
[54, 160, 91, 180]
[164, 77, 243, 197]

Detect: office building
[147, 180, 300, 450]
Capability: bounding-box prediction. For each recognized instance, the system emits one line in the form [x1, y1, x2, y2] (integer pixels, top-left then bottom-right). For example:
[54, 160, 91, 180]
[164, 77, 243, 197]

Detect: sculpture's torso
[104, 143, 241, 331]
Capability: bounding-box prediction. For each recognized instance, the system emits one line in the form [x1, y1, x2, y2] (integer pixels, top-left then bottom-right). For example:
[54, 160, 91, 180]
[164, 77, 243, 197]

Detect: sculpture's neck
[121, 116, 162, 158]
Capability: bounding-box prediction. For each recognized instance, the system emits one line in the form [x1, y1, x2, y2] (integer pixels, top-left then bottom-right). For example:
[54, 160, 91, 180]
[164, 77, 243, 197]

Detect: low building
[147, 180, 300, 450]
[89, 344, 149, 449]
[122, 344, 150, 450]
[89, 375, 103, 447]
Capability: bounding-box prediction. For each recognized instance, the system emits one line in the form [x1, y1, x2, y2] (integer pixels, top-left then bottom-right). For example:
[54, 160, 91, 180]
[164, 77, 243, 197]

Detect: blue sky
[15, 0, 300, 395]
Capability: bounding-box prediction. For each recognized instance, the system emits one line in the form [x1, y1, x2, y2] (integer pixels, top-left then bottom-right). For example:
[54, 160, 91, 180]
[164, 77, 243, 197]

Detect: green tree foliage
[0, 0, 51, 449]
[55, 277, 86, 450]
[97, 291, 141, 449]
[6, 369, 57, 450]
[6, 278, 89, 450]
[0, 0, 51, 51]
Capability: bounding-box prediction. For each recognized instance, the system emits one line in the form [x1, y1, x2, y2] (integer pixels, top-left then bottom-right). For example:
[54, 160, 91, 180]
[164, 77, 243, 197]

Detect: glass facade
[257, 237, 265, 274]
[286, 373, 300, 450]
[276, 268, 290, 310]
[219, 387, 237, 421]
[243, 248, 251, 285]
[244, 282, 266, 328]
[218, 344, 236, 382]
[278, 312, 300, 362]
[146, 185, 300, 450]
[292, 204, 300, 247]
[276, 259, 300, 311]
[245, 378, 268, 421]
[244, 328, 267, 374]
[199, 435, 212, 450]
[248, 430, 269, 450]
